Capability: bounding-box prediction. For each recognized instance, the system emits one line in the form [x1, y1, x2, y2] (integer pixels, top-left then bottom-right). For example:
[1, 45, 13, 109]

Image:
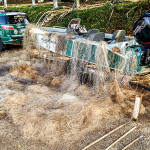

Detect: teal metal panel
[125, 46, 142, 73]
[66, 40, 73, 57]
[107, 51, 124, 69]
[64, 38, 141, 73]
[89, 45, 97, 63]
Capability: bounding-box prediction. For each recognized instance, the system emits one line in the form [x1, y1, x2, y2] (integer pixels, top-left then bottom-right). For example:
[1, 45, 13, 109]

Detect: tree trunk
[53, 0, 58, 9]
[4, 0, 7, 8]
[32, 0, 36, 7]
[74, 0, 80, 9]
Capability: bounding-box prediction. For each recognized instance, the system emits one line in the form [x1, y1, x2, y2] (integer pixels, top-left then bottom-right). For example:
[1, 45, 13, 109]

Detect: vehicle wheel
[0, 39, 4, 51]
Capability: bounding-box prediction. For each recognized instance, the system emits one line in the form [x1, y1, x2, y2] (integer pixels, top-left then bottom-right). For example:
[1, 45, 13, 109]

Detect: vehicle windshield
[8, 15, 29, 24]
[0, 16, 7, 24]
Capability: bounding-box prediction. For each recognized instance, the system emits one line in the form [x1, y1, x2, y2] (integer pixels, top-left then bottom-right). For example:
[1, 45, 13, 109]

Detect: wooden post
[132, 95, 143, 120]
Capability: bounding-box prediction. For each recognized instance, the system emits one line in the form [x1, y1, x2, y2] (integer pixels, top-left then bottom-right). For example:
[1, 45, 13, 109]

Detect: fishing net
[3, 91, 123, 145]
[1, 25, 146, 147]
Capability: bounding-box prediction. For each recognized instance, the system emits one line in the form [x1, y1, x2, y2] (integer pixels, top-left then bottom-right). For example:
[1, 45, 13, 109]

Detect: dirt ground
[0, 46, 150, 150]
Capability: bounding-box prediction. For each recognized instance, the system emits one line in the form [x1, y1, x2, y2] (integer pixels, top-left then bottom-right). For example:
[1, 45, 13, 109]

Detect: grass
[1, 1, 150, 34]
[50, 1, 150, 35]
[2, 3, 54, 23]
